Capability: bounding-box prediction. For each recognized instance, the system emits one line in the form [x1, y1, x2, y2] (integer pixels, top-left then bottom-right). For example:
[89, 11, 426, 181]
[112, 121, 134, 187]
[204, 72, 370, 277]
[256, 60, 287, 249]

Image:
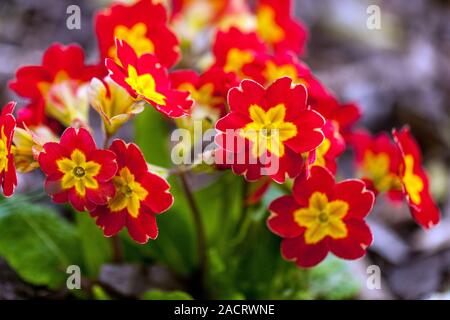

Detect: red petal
[60, 127, 97, 155]
[333, 180, 375, 219]
[169, 70, 199, 88]
[409, 194, 440, 229]
[116, 39, 138, 69]
[86, 181, 115, 206]
[215, 112, 250, 132]
[292, 166, 335, 206]
[329, 220, 372, 260]
[126, 213, 158, 244]
[285, 110, 324, 154]
[333, 103, 361, 131]
[39, 142, 66, 176]
[1, 101, 16, 117]
[392, 126, 422, 163]
[266, 77, 308, 118]
[109, 140, 147, 175]
[140, 173, 173, 214]
[88, 149, 117, 182]
[281, 236, 329, 268]
[2, 154, 17, 197]
[267, 195, 303, 238]
[151, 97, 189, 118]
[9, 66, 51, 99]
[69, 189, 96, 212]
[271, 148, 304, 183]
[105, 58, 137, 98]
[90, 206, 126, 237]
[228, 80, 266, 115]
[52, 190, 68, 204]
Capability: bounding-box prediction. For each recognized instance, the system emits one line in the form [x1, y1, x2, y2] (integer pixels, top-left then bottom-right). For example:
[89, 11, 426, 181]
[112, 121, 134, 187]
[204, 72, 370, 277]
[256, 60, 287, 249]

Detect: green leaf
[0, 199, 81, 289]
[92, 285, 113, 300]
[135, 106, 172, 167]
[194, 172, 244, 247]
[75, 212, 113, 277]
[207, 248, 245, 300]
[141, 289, 193, 300]
[230, 219, 283, 299]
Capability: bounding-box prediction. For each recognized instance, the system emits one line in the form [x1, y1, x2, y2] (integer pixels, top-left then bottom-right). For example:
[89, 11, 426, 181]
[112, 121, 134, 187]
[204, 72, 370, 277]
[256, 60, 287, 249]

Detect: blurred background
[0, 0, 449, 299]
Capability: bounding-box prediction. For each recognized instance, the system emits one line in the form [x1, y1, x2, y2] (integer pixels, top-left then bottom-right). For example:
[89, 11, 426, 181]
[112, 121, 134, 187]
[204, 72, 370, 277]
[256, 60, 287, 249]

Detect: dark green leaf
[0, 199, 81, 289]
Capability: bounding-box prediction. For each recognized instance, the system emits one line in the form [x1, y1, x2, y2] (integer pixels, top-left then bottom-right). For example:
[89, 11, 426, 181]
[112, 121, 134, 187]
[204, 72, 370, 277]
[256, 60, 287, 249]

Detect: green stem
[236, 179, 249, 230]
[179, 170, 208, 295]
[275, 181, 292, 194]
[103, 135, 112, 149]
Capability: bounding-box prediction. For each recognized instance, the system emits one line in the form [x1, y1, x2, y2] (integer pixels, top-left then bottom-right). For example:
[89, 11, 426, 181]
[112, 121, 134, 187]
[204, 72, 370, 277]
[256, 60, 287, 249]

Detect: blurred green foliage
[75, 212, 113, 277]
[0, 197, 81, 289]
[141, 290, 193, 300]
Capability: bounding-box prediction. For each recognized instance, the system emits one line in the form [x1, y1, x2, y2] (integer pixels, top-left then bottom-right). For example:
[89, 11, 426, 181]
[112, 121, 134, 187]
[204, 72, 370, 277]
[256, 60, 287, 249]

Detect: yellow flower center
[108, 23, 155, 63]
[313, 138, 331, 168]
[263, 61, 306, 86]
[362, 151, 401, 193]
[125, 65, 167, 105]
[37, 71, 70, 97]
[179, 83, 224, 108]
[109, 167, 148, 218]
[256, 5, 284, 43]
[224, 48, 254, 76]
[240, 104, 297, 158]
[0, 127, 9, 173]
[57, 149, 101, 196]
[402, 155, 424, 205]
[294, 192, 349, 244]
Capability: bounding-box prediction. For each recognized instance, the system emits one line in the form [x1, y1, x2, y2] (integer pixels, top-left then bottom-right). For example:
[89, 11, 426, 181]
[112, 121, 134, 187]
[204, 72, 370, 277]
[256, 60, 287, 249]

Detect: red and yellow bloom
[38, 127, 117, 212]
[306, 121, 345, 175]
[106, 39, 193, 118]
[393, 127, 440, 229]
[215, 0, 307, 55]
[243, 51, 360, 139]
[170, 0, 228, 45]
[89, 76, 144, 137]
[352, 130, 403, 196]
[243, 52, 318, 88]
[215, 77, 325, 183]
[268, 166, 375, 268]
[212, 27, 267, 79]
[9, 44, 103, 129]
[255, 0, 308, 54]
[90, 140, 174, 244]
[12, 125, 57, 173]
[170, 67, 238, 128]
[311, 95, 361, 140]
[0, 102, 18, 197]
[95, 0, 180, 68]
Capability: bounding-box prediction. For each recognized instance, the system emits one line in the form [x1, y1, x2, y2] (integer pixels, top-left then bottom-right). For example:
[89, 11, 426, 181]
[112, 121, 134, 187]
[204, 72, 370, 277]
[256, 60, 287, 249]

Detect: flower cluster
[2, 0, 441, 266]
